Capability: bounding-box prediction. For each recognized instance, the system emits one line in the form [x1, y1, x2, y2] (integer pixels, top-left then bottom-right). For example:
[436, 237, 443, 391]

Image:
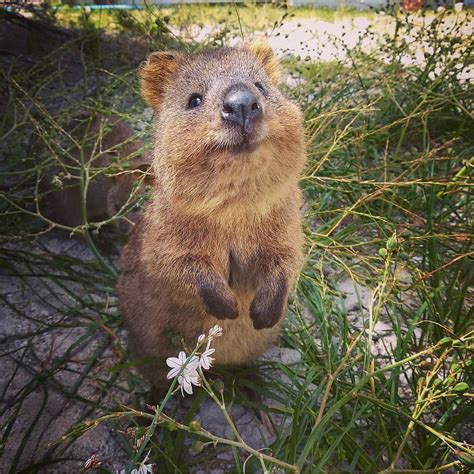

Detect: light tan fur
[118, 45, 306, 392]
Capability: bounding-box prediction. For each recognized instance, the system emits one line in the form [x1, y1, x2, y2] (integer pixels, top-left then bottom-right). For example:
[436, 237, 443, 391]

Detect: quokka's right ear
[139, 52, 182, 110]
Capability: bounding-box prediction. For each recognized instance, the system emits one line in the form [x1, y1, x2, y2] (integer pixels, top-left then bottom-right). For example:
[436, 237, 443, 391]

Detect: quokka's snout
[221, 83, 263, 134]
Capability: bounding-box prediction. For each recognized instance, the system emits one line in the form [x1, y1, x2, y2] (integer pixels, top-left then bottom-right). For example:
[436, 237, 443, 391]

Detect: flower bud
[191, 441, 204, 453]
[165, 420, 177, 432]
[453, 382, 468, 392]
[213, 379, 225, 394]
[189, 420, 201, 432]
[386, 232, 397, 250]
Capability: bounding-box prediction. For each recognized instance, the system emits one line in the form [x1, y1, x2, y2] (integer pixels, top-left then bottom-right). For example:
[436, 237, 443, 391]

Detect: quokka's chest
[217, 243, 271, 290]
[227, 249, 257, 291]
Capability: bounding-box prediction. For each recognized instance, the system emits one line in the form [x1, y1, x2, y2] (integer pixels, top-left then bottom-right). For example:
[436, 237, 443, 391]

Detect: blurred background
[0, 1, 472, 473]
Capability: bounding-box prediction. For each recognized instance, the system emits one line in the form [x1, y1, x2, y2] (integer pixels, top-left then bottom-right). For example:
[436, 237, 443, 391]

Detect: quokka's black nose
[221, 86, 262, 134]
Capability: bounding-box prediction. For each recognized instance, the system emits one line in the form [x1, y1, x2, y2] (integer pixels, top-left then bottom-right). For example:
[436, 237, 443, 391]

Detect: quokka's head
[140, 44, 305, 211]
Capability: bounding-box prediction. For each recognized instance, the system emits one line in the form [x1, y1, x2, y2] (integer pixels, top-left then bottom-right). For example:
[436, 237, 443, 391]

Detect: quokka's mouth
[210, 126, 266, 157]
[227, 139, 261, 155]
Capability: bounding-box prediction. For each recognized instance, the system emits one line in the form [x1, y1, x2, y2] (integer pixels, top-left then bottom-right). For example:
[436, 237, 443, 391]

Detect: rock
[196, 398, 274, 450]
[338, 277, 371, 312]
[260, 346, 302, 366]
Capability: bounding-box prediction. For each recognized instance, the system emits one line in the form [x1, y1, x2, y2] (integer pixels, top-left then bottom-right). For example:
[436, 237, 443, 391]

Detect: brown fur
[118, 45, 306, 392]
[41, 114, 153, 235]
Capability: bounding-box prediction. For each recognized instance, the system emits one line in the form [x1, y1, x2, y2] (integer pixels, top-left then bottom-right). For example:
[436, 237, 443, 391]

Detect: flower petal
[202, 347, 215, 357]
[182, 377, 194, 395]
[166, 366, 181, 379]
[185, 355, 200, 371]
[166, 356, 181, 369]
[189, 374, 201, 386]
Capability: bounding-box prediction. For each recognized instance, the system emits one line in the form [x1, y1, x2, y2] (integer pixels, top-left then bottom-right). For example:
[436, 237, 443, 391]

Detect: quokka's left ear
[247, 40, 282, 84]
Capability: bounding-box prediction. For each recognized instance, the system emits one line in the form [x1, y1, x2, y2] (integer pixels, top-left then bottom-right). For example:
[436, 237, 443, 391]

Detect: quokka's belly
[200, 312, 282, 366]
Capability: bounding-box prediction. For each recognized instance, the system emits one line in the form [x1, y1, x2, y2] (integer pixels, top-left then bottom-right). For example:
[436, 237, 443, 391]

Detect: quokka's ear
[140, 52, 183, 110]
[247, 41, 281, 84]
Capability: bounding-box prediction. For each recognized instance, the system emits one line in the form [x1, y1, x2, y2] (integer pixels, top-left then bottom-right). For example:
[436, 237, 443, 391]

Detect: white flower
[199, 340, 216, 370]
[166, 351, 198, 379]
[166, 351, 201, 396]
[208, 324, 223, 340]
[165, 328, 223, 396]
[178, 371, 201, 395]
[131, 450, 153, 474]
[454, 2, 463, 12]
[437, 6, 445, 12]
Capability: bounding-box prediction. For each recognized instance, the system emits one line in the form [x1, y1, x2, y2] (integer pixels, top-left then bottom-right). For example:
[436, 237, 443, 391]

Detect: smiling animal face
[140, 44, 305, 218]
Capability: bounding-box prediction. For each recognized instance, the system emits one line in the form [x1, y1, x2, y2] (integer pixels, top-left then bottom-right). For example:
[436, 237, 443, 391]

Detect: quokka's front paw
[250, 275, 288, 330]
[197, 277, 238, 320]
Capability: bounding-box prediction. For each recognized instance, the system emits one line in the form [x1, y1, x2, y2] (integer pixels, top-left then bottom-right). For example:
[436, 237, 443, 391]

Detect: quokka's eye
[255, 82, 265, 94]
[188, 94, 202, 109]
